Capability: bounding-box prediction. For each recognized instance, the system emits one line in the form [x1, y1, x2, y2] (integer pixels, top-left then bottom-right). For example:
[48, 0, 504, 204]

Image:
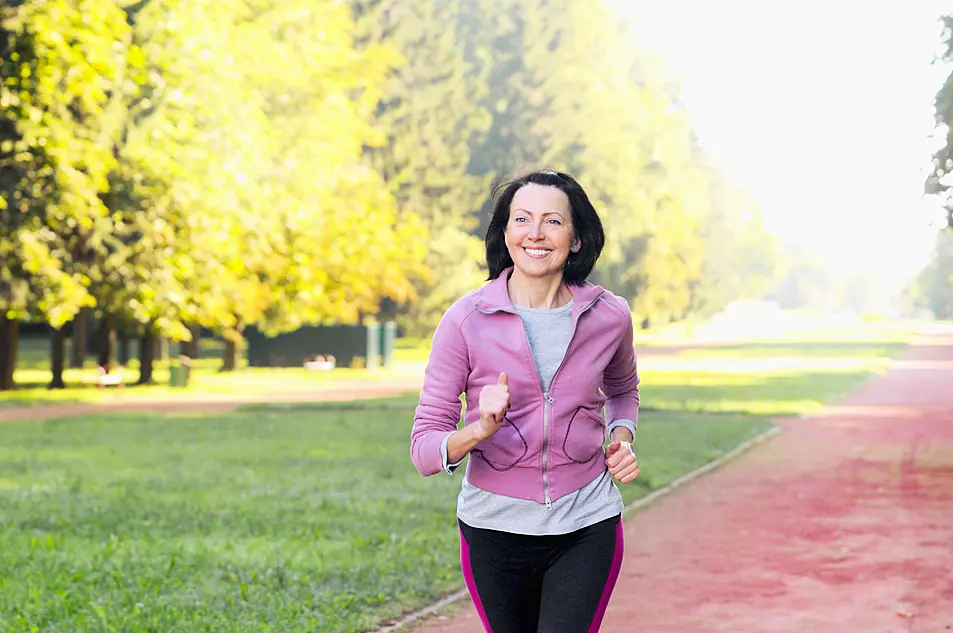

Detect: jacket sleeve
[603, 297, 640, 426]
[410, 308, 470, 476]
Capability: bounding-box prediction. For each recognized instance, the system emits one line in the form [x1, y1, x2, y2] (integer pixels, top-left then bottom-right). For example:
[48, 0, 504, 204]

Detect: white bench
[304, 355, 336, 371]
[97, 365, 124, 388]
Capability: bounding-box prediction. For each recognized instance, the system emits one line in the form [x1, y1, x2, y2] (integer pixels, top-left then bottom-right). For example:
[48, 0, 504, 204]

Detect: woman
[410, 170, 640, 632]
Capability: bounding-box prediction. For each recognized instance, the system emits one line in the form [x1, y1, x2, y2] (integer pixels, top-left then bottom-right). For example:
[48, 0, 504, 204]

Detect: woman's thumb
[498, 371, 508, 386]
[606, 441, 620, 455]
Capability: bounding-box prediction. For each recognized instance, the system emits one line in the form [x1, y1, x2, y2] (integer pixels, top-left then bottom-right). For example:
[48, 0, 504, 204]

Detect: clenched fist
[605, 440, 640, 483]
[476, 372, 510, 440]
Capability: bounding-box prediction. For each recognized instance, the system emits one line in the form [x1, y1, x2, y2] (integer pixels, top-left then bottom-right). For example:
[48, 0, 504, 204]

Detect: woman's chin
[513, 258, 565, 279]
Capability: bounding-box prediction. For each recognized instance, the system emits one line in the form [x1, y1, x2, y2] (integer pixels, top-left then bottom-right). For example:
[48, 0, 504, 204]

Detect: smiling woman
[485, 171, 606, 293]
[410, 170, 638, 632]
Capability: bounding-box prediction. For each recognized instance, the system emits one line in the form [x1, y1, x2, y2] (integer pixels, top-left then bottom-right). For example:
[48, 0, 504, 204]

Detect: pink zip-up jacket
[410, 268, 640, 505]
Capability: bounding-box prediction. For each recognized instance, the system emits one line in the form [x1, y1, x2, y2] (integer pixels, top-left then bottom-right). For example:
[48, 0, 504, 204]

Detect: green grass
[636, 324, 918, 416]
[0, 322, 918, 631]
[0, 405, 770, 633]
[642, 366, 883, 416]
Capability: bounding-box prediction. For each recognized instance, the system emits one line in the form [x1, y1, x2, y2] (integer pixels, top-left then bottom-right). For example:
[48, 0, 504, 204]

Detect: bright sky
[610, 0, 953, 293]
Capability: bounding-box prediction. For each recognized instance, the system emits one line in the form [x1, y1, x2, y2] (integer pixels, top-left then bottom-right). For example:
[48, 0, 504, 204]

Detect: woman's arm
[410, 310, 471, 476]
[603, 296, 640, 428]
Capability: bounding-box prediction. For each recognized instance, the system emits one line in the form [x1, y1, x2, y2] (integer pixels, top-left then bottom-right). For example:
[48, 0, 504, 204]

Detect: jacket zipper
[527, 295, 602, 511]
[542, 392, 554, 509]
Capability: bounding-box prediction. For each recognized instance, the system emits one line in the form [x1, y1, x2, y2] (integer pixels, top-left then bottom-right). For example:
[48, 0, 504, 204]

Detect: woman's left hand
[605, 441, 640, 483]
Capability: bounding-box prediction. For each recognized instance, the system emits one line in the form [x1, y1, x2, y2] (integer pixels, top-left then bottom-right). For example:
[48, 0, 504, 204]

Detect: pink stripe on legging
[460, 529, 494, 633]
[588, 519, 625, 632]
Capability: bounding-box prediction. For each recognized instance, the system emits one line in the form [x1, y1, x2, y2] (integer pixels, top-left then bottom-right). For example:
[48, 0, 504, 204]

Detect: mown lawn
[0, 323, 917, 632]
[0, 406, 770, 633]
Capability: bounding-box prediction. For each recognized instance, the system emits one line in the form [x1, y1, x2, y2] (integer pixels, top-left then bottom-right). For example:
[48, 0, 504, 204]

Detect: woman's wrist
[447, 421, 491, 463]
[610, 426, 634, 444]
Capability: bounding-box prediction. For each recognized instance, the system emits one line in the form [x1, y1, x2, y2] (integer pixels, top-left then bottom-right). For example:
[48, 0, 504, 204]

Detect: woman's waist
[465, 457, 608, 503]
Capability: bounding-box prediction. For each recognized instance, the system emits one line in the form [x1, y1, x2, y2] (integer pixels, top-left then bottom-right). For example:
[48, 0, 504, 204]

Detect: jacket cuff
[607, 419, 637, 441]
[439, 432, 465, 475]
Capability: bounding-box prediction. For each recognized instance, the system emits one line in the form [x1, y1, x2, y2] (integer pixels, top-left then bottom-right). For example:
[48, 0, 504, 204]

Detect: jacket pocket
[472, 417, 528, 472]
[562, 407, 606, 464]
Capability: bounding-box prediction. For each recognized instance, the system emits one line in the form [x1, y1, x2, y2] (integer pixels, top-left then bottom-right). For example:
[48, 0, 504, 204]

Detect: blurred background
[2, 0, 953, 391]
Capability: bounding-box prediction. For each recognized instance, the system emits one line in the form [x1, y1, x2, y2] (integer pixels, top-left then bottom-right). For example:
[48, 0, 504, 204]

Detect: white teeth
[525, 248, 550, 257]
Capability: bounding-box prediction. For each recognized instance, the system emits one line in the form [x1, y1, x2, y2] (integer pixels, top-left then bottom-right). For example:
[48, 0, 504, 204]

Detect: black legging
[458, 515, 624, 632]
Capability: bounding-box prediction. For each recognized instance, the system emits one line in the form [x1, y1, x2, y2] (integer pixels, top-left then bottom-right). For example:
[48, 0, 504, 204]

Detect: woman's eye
[547, 219, 561, 225]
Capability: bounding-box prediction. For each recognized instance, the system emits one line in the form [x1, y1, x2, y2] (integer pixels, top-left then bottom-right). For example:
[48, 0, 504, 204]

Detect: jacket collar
[476, 267, 605, 314]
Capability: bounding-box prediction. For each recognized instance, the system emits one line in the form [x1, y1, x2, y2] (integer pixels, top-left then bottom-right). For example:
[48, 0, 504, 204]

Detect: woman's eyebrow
[513, 208, 565, 217]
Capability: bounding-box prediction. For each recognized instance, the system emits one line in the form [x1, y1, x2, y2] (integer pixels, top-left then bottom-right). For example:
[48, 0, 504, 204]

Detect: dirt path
[0, 378, 424, 423]
[411, 329, 953, 632]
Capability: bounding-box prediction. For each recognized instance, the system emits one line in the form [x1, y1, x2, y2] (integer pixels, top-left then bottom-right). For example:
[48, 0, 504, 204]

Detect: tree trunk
[154, 336, 166, 362]
[182, 324, 200, 358]
[0, 317, 19, 391]
[97, 315, 115, 369]
[49, 326, 66, 389]
[70, 308, 88, 368]
[221, 321, 243, 372]
[118, 336, 131, 366]
[221, 338, 239, 372]
[137, 329, 155, 385]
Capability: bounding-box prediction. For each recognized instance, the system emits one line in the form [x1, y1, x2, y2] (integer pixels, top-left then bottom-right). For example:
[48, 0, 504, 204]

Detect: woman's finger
[619, 466, 641, 483]
[610, 455, 637, 474]
[614, 462, 640, 483]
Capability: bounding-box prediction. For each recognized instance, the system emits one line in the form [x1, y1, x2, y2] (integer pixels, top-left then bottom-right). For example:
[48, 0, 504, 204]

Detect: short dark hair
[485, 170, 605, 285]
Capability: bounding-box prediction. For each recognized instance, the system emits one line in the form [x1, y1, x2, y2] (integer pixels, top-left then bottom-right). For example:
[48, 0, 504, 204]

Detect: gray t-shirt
[440, 299, 637, 536]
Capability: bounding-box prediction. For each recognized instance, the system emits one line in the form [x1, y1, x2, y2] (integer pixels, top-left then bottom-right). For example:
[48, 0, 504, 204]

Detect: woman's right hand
[476, 371, 510, 439]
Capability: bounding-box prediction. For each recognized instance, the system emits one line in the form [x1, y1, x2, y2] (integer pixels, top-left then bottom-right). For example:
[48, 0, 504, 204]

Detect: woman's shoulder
[593, 286, 632, 320]
[440, 283, 492, 324]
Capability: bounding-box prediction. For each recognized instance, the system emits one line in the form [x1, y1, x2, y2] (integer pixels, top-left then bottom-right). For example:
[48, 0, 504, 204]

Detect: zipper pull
[544, 393, 554, 404]
[545, 498, 552, 510]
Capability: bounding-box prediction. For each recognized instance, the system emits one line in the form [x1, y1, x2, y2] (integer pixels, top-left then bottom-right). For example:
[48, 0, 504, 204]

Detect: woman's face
[504, 184, 580, 280]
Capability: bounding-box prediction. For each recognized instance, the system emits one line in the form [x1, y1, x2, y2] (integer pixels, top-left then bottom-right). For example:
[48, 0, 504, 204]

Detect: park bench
[96, 364, 124, 388]
[303, 354, 336, 371]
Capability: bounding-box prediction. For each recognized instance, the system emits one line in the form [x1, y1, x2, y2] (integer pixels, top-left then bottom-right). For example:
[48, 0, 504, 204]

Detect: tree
[910, 229, 953, 318]
[455, 0, 723, 324]
[0, 0, 132, 390]
[104, 0, 428, 373]
[353, 0, 489, 336]
[690, 160, 781, 317]
[926, 14, 953, 229]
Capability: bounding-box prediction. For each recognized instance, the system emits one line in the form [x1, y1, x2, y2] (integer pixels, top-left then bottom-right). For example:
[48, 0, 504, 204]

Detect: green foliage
[0, 0, 131, 326]
[455, 0, 779, 325]
[1, 0, 785, 387]
[108, 0, 427, 342]
[908, 229, 953, 318]
[692, 165, 782, 316]
[926, 15, 953, 227]
[353, 0, 489, 336]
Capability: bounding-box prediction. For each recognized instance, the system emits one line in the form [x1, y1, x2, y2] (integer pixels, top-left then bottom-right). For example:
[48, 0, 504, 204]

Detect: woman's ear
[571, 238, 581, 253]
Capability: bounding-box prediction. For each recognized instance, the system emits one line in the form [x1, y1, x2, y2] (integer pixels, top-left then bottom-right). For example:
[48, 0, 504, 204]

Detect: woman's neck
[507, 269, 572, 309]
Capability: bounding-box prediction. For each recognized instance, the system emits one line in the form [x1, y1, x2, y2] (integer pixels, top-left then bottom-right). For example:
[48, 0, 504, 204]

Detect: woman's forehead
[511, 184, 570, 215]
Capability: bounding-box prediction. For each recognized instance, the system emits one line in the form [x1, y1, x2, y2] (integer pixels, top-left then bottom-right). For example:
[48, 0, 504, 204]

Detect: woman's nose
[528, 222, 543, 239]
